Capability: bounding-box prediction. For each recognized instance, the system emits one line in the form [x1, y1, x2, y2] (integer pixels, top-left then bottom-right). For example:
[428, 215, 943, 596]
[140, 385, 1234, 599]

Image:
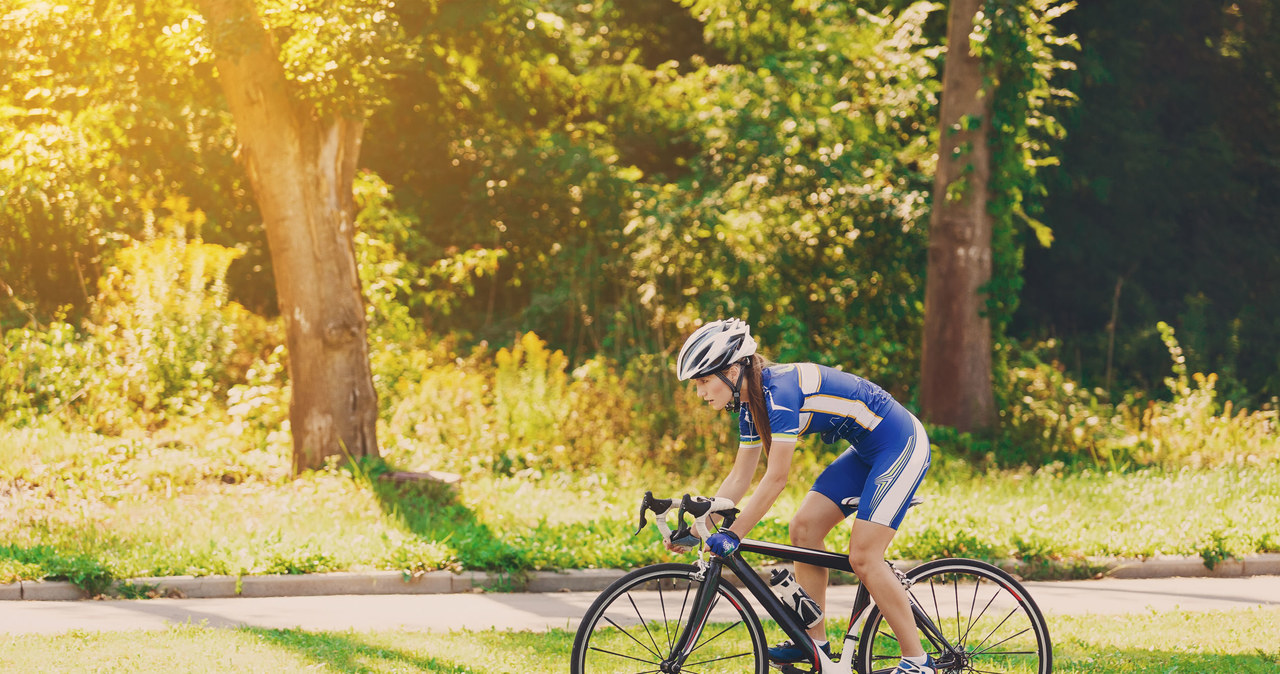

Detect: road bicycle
[570, 492, 1052, 674]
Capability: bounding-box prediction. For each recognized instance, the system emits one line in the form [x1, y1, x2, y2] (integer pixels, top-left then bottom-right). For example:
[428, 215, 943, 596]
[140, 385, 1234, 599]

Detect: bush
[377, 331, 739, 478]
[976, 324, 1280, 469]
[1, 222, 275, 432]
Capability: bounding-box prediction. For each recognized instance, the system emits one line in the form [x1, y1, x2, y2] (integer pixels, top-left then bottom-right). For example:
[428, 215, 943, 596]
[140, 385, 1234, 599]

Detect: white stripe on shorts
[868, 412, 931, 527]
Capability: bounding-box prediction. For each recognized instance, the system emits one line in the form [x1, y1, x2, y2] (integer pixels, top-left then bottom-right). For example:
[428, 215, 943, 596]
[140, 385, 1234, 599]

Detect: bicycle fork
[661, 559, 731, 673]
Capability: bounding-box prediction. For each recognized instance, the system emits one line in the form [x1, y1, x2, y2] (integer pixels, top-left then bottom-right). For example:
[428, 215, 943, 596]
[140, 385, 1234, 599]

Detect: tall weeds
[988, 322, 1278, 469]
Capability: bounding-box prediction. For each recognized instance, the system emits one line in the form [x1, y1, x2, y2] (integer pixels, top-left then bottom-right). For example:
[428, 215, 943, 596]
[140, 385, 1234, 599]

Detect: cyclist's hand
[705, 530, 741, 558]
[666, 531, 700, 553]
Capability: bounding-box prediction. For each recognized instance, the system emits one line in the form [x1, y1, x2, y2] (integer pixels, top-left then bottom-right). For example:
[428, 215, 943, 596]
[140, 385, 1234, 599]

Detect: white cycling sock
[903, 654, 929, 665]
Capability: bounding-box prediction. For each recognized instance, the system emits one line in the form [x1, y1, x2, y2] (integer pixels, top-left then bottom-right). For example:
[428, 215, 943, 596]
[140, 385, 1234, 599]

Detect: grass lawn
[0, 607, 1276, 673]
[3, 425, 1280, 589]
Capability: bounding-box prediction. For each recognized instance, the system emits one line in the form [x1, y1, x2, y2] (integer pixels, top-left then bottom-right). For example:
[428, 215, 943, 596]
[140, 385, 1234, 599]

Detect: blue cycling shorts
[809, 403, 930, 530]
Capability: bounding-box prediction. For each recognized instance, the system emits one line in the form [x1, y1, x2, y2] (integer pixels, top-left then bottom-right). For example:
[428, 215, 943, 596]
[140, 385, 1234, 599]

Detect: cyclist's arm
[715, 444, 762, 505]
[723, 439, 797, 538]
[663, 448, 758, 551]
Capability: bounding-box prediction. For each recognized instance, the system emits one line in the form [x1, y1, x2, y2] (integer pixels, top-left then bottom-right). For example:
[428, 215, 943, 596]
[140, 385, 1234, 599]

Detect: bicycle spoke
[573, 565, 768, 674]
[961, 576, 982, 645]
[687, 618, 742, 655]
[926, 578, 944, 640]
[974, 647, 1040, 657]
[971, 626, 1034, 657]
[957, 582, 1002, 648]
[970, 605, 1023, 654]
[625, 592, 665, 658]
[681, 650, 758, 669]
[658, 581, 673, 652]
[604, 614, 662, 660]
[872, 626, 901, 648]
[672, 577, 695, 655]
[587, 644, 663, 669]
[860, 562, 1049, 674]
[953, 573, 962, 647]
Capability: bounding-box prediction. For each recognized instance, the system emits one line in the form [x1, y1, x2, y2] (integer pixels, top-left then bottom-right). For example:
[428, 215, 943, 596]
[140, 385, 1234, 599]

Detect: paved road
[1, 575, 1277, 635]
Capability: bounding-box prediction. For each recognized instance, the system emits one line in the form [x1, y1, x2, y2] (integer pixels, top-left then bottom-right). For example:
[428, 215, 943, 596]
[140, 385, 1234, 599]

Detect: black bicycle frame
[667, 537, 959, 671]
[666, 552, 816, 671]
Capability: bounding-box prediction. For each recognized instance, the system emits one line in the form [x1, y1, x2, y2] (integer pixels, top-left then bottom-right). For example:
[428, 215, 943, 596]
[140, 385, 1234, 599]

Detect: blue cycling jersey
[739, 363, 899, 450]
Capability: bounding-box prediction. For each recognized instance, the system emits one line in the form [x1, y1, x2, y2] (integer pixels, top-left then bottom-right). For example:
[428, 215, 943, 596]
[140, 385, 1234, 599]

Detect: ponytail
[743, 355, 774, 455]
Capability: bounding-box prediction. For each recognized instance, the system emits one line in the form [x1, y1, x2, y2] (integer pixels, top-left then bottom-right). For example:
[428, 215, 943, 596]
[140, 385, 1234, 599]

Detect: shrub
[1, 219, 274, 432]
[377, 331, 738, 477]
[0, 319, 101, 427]
[980, 324, 1279, 469]
[90, 236, 246, 423]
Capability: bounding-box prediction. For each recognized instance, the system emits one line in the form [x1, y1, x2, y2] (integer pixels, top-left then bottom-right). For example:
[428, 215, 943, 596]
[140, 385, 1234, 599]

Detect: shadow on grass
[361, 463, 533, 584]
[247, 627, 482, 673]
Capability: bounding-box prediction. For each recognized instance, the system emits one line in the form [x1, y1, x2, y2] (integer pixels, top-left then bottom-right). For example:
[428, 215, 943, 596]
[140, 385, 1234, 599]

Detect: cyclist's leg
[847, 406, 931, 659]
[849, 520, 924, 658]
[788, 490, 848, 642]
[804, 446, 874, 644]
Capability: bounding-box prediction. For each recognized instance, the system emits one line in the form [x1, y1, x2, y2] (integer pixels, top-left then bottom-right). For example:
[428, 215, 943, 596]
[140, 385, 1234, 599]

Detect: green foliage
[226, 344, 291, 454]
[92, 226, 244, 420]
[261, 0, 411, 115]
[0, 0, 253, 318]
[983, 324, 1279, 469]
[974, 0, 1078, 338]
[1015, 0, 1280, 402]
[0, 211, 270, 431]
[620, 2, 942, 385]
[0, 319, 100, 426]
[0, 544, 113, 595]
[380, 331, 735, 478]
[356, 0, 948, 386]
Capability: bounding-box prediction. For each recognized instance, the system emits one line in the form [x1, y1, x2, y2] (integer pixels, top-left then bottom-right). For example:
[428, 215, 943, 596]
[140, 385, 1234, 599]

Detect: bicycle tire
[570, 562, 770, 674]
[856, 558, 1052, 674]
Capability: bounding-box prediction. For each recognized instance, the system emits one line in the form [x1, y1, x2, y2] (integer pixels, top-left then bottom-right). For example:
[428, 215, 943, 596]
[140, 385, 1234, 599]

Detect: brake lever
[633, 491, 653, 536]
[680, 493, 713, 518]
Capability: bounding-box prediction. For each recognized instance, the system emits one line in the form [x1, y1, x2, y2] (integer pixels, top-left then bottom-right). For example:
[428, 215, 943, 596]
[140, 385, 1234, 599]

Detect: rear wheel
[570, 562, 769, 674]
[856, 558, 1052, 674]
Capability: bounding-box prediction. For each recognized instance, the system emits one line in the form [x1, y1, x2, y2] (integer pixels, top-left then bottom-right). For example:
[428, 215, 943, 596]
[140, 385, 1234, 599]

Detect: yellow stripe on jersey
[802, 394, 884, 431]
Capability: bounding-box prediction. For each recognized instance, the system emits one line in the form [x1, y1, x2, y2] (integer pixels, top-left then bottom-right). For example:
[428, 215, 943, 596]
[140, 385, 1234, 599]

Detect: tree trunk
[920, 0, 996, 432]
[199, 0, 380, 472]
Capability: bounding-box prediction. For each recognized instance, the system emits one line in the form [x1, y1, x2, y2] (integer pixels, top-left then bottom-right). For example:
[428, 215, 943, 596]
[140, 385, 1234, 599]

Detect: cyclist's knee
[788, 515, 828, 547]
[847, 548, 882, 574]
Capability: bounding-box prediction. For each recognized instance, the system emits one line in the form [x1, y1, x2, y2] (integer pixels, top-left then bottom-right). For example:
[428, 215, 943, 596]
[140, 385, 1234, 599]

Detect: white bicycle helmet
[676, 318, 757, 381]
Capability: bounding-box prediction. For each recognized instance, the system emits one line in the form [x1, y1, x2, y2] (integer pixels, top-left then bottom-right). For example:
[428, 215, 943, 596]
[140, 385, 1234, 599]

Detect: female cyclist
[674, 318, 934, 674]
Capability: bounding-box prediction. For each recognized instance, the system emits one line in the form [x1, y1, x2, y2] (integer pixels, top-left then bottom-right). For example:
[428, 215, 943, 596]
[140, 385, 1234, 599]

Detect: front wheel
[570, 562, 770, 674]
[856, 558, 1052, 674]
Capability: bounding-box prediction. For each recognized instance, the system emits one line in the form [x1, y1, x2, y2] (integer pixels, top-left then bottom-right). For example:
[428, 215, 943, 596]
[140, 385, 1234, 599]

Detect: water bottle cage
[769, 567, 824, 630]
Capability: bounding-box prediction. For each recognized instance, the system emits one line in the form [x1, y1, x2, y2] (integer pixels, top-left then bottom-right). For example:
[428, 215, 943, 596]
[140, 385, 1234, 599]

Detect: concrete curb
[1105, 553, 1280, 579]
[4, 554, 1279, 601]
